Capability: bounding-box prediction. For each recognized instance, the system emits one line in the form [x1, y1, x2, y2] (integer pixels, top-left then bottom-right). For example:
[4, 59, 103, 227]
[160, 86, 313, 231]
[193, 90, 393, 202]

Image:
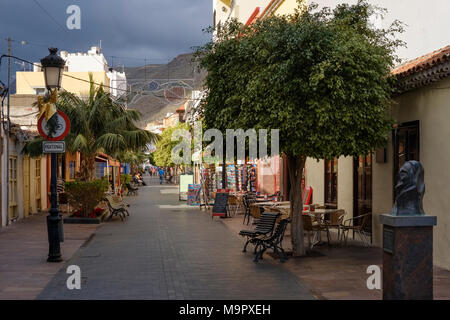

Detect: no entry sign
[37, 110, 70, 141]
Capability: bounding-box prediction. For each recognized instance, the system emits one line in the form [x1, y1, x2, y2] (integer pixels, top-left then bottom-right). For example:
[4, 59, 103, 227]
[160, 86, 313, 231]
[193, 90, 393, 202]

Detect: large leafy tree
[153, 122, 191, 168]
[195, 1, 404, 256]
[24, 77, 156, 180]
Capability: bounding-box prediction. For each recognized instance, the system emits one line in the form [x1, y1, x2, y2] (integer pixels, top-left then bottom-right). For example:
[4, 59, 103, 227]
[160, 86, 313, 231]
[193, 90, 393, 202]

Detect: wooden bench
[103, 196, 129, 221]
[239, 212, 280, 253]
[253, 218, 290, 263]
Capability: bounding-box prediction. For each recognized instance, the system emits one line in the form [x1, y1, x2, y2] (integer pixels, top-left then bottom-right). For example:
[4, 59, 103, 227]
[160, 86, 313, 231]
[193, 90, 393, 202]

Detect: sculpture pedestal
[380, 214, 437, 300]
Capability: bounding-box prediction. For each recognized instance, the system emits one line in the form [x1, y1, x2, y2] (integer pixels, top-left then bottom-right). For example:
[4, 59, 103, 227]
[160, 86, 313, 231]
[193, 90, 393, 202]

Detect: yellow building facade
[260, 0, 305, 18]
[16, 71, 110, 96]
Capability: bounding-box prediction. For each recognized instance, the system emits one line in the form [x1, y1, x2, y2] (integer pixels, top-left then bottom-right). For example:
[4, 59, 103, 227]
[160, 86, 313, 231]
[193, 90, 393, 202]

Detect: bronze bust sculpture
[390, 160, 425, 216]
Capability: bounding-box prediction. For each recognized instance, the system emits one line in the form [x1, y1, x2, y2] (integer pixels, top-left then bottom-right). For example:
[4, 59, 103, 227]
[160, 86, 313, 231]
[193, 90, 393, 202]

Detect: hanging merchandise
[226, 164, 236, 192]
[247, 164, 257, 193]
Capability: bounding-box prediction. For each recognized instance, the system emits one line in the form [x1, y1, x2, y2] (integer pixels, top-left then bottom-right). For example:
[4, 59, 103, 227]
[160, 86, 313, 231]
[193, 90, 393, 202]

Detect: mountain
[123, 53, 206, 127]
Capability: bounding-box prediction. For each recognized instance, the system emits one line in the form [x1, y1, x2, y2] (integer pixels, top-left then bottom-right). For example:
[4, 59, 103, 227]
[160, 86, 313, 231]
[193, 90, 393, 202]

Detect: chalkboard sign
[212, 192, 229, 217]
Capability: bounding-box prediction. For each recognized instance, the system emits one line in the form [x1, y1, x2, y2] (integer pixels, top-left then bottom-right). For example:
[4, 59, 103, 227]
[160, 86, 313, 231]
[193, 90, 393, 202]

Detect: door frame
[353, 155, 373, 242]
[324, 158, 338, 209]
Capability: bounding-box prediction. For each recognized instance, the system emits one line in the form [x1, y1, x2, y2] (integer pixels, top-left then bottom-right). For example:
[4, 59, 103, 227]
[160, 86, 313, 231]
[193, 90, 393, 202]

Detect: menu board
[179, 174, 194, 201]
[212, 192, 229, 217]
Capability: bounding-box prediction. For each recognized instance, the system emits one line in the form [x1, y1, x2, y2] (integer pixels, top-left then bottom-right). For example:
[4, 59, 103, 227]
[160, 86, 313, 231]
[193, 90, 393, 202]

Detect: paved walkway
[0, 213, 98, 299]
[223, 210, 450, 300]
[37, 177, 314, 300]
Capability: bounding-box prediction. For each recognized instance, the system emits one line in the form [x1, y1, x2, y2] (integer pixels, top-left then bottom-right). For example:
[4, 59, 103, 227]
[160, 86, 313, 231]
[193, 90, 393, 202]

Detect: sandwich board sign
[179, 174, 194, 201]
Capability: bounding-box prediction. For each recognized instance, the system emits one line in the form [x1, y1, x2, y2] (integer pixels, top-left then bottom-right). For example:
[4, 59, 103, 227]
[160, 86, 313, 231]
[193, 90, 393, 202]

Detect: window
[9, 156, 18, 219]
[69, 161, 76, 179]
[393, 121, 420, 198]
[34, 87, 45, 96]
[325, 158, 338, 208]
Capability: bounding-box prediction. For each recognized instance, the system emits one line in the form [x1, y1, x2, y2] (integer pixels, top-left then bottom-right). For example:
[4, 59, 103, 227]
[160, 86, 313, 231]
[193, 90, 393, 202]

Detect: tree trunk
[79, 155, 96, 181]
[286, 154, 306, 257]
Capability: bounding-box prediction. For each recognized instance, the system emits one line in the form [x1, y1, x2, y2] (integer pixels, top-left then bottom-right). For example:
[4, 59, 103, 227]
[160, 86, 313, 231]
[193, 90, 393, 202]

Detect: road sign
[38, 110, 70, 141]
[43, 141, 66, 153]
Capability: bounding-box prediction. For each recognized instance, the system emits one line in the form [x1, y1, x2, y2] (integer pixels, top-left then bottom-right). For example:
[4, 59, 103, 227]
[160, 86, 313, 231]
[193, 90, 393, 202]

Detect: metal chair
[324, 209, 346, 242]
[303, 214, 330, 249]
[242, 194, 257, 225]
[340, 213, 372, 246]
[227, 195, 240, 218]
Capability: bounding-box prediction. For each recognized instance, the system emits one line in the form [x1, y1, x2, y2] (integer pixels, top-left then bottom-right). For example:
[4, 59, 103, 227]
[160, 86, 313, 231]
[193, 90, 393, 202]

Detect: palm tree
[24, 78, 157, 181]
[118, 150, 150, 175]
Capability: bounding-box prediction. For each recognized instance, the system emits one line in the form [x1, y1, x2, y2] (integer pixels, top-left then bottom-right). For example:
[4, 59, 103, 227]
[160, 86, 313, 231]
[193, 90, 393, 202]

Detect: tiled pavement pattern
[223, 213, 450, 300]
[0, 214, 98, 299]
[37, 178, 314, 300]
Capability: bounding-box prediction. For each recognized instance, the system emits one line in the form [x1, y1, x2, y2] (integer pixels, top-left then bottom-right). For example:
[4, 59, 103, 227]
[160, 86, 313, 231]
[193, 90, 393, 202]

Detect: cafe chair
[340, 213, 372, 246]
[324, 209, 346, 242]
[227, 195, 240, 218]
[303, 214, 330, 249]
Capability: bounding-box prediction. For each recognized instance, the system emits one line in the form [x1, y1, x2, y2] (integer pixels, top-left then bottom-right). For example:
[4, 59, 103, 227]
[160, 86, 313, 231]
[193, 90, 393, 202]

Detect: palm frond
[22, 137, 45, 158]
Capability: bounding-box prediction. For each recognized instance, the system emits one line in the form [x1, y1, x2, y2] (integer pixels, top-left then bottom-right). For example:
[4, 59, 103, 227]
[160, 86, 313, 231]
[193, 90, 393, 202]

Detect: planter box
[63, 217, 101, 224]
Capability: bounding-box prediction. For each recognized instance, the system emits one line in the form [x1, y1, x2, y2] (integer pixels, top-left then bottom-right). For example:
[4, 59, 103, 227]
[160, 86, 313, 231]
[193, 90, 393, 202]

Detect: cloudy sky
[0, 0, 212, 76]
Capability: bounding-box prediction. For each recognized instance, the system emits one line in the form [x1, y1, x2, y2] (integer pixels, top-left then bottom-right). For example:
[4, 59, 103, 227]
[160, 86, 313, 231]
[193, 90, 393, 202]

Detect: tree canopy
[196, 1, 403, 159]
[195, 0, 404, 255]
[153, 122, 191, 167]
[23, 77, 157, 180]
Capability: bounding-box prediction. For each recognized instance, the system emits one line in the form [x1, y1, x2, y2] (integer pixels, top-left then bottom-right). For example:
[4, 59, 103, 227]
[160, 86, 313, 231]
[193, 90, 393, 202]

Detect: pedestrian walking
[158, 168, 165, 185]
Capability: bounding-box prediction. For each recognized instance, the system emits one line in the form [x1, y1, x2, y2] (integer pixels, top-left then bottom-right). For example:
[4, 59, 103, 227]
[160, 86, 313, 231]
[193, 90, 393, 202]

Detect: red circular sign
[37, 110, 70, 141]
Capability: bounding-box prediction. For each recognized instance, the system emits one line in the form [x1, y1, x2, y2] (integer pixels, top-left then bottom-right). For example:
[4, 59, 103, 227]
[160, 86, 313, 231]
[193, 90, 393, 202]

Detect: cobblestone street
[37, 177, 314, 300]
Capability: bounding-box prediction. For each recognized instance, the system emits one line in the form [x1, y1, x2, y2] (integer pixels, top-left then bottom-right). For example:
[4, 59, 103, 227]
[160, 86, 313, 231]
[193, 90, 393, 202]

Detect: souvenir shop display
[187, 184, 201, 206]
[226, 164, 236, 192]
[247, 164, 257, 193]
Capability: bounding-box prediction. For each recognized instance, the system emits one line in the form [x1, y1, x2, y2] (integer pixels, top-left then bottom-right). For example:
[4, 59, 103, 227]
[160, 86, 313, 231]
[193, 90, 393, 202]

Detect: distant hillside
[123, 53, 206, 127]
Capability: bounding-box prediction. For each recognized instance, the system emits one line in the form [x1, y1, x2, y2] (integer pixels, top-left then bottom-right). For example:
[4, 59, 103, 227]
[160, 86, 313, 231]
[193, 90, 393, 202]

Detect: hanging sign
[37, 110, 70, 141]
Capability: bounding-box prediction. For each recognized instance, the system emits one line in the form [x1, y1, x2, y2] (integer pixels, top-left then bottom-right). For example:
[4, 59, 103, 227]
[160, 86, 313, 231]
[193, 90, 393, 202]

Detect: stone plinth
[380, 214, 437, 300]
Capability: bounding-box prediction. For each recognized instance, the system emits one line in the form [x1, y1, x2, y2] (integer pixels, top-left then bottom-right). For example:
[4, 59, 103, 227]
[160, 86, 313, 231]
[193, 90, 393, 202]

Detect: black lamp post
[41, 48, 65, 262]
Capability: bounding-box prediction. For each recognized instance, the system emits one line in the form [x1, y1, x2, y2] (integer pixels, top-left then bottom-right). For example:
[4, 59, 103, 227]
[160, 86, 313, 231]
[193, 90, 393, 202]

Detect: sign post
[38, 109, 70, 262]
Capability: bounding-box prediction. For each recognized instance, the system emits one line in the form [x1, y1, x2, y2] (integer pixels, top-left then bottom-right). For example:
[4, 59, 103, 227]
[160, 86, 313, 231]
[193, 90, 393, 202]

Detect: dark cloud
[0, 0, 212, 74]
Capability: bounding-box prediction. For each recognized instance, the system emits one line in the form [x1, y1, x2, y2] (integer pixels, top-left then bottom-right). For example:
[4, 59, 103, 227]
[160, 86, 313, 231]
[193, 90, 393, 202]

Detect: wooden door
[324, 158, 338, 208]
[23, 157, 30, 217]
[35, 159, 41, 211]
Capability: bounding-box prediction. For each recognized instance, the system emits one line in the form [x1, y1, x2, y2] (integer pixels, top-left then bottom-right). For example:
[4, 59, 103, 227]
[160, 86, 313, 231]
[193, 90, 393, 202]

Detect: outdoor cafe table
[275, 206, 339, 218]
[249, 201, 290, 219]
[275, 207, 340, 243]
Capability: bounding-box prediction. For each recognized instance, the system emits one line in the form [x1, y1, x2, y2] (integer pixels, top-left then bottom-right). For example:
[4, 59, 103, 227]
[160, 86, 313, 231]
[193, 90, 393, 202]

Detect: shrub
[65, 180, 109, 218]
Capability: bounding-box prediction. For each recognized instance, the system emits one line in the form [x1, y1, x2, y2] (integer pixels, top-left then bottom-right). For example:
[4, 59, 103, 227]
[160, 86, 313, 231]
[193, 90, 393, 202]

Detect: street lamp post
[41, 48, 65, 262]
